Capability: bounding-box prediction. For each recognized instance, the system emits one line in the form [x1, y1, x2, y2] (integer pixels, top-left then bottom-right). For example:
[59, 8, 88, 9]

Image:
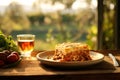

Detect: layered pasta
[53, 42, 92, 62]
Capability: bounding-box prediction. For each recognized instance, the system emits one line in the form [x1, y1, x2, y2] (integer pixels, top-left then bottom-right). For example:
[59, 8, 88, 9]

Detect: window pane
[0, 0, 97, 50]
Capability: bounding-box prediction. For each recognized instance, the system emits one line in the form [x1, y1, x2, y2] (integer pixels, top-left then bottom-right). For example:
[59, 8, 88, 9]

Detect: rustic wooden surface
[0, 50, 120, 80]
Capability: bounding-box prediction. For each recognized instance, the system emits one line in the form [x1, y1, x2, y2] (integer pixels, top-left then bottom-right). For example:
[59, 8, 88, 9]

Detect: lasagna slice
[53, 42, 92, 62]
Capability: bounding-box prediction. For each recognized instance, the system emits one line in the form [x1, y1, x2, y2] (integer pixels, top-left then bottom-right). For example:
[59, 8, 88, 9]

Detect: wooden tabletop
[1, 50, 120, 80]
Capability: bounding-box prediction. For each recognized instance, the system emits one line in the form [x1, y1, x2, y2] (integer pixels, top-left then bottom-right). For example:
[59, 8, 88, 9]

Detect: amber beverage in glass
[17, 34, 35, 57]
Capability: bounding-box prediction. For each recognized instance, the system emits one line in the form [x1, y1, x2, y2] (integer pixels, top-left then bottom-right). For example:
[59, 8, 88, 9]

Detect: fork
[108, 53, 119, 67]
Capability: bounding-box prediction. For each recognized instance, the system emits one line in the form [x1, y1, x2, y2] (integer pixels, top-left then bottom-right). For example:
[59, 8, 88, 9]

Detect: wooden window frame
[97, 0, 120, 49]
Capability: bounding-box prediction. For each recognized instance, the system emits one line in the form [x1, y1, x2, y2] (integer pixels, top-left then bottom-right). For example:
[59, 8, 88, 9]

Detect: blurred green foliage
[0, 2, 30, 35]
[0, 0, 97, 49]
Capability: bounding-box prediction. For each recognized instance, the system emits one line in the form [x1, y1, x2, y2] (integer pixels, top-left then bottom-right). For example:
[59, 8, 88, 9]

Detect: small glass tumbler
[17, 34, 35, 57]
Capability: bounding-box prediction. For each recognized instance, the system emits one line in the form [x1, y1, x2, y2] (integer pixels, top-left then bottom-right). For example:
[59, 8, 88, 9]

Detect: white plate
[36, 51, 104, 67]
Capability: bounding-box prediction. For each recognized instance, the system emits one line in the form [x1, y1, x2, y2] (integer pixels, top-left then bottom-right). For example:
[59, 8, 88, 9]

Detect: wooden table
[1, 50, 120, 80]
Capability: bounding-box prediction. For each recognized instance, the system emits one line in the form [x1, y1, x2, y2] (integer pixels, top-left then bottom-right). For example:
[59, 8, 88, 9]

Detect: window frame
[97, 0, 120, 49]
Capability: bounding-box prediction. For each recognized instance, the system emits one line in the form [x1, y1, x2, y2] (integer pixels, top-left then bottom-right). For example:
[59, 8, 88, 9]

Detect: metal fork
[108, 53, 119, 67]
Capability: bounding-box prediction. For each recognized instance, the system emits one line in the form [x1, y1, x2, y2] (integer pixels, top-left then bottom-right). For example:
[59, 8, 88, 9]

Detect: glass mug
[17, 34, 35, 57]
